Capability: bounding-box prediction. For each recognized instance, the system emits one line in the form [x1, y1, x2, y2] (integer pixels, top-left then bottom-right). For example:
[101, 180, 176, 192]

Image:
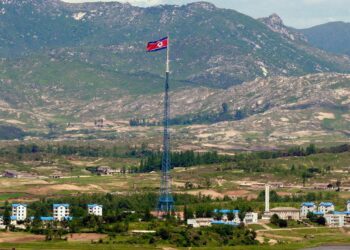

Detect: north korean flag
[147, 37, 168, 52]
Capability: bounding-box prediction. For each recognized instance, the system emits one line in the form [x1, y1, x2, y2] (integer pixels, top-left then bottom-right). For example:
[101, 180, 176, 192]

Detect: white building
[187, 218, 212, 228]
[324, 212, 345, 227]
[243, 212, 258, 224]
[87, 204, 103, 216]
[347, 201, 350, 212]
[319, 202, 335, 214]
[300, 202, 317, 218]
[269, 207, 300, 220]
[11, 204, 27, 221]
[53, 204, 70, 221]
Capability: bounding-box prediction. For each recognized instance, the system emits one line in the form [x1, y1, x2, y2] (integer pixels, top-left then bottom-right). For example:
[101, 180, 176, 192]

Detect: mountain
[1, 0, 350, 89]
[0, 1, 349, 148]
[300, 22, 350, 56]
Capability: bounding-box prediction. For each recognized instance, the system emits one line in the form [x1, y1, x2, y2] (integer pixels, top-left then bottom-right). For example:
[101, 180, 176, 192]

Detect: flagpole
[158, 34, 174, 213]
[166, 34, 170, 73]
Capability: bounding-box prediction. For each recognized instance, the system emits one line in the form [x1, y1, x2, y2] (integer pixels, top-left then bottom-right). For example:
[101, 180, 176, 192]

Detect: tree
[316, 216, 326, 226]
[335, 180, 341, 192]
[3, 203, 11, 228]
[222, 103, 229, 114]
[302, 172, 313, 187]
[32, 209, 42, 230]
[143, 208, 153, 221]
[234, 110, 246, 120]
[306, 144, 316, 155]
[278, 219, 288, 228]
[270, 214, 279, 225]
[157, 227, 170, 240]
[227, 212, 235, 221]
[238, 211, 246, 223]
[307, 211, 317, 222]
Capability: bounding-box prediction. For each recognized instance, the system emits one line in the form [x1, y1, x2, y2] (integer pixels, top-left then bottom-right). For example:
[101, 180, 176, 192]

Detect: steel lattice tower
[157, 36, 174, 213]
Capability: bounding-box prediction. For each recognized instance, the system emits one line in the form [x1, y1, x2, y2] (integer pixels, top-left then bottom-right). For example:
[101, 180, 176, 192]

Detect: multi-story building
[53, 204, 70, 221]
[243, 212, 258, 224]
[319, 202, 335, 214]
[324, 212, 346, 227]
[300, 202, 317, 218]
[11, 204, 27, 221]
[87, 204, 103, 216]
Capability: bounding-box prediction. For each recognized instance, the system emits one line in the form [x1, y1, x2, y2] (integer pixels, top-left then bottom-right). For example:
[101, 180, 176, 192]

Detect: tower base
[157, 195, 174, 213]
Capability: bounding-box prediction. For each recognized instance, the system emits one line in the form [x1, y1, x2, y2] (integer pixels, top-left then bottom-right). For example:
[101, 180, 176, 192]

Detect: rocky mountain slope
[0, 1, 349, 148]
[300, 22, 350, 56]
[1, 0, 350, 89]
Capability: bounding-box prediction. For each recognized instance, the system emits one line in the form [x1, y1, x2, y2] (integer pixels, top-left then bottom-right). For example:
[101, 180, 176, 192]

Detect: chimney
[265, 184, 270, 213]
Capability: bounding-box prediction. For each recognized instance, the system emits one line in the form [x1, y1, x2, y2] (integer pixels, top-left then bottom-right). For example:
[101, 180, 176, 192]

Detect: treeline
[238, 143, 350, 161]
[257, 190, 338, 203]
[129, 118, 160, 127]
[139, 151, 233, 172]
[0, 143, 152, 159]
[129, 103, 250, 127]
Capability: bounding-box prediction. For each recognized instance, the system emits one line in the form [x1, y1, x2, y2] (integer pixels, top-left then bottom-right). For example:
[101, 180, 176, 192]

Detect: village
[2, 184, 350, 231]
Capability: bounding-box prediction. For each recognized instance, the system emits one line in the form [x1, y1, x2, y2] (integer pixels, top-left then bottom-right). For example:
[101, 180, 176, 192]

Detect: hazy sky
[63, 0, 350, 28]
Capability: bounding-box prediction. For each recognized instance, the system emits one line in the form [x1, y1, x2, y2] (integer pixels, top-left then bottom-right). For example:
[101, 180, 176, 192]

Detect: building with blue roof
[53, 204, 70, 221]
[213, 209, 240, 214]
[87, 204, 103, 216]
[211, 220, 239, 226]
[324, 212, 346, 227]
[11, 203, 27, 221]
[40, 216, 54, 222]
[300, 202, 317, 218]
[213, 209, 241, 224]
[319, 202, 335, 214]
[312, 211, 324, 216]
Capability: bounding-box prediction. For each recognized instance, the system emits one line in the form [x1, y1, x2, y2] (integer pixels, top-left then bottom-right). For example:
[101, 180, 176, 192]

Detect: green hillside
[1, 0, 350, 89]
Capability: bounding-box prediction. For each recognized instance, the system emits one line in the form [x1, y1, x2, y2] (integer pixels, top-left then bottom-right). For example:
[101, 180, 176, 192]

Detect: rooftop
[88, 204, 103, 208]
[333, 211, 350, 215]
[12, 203, 27, 207]
[319, 202, 334, 207]
[270, 207, 299, 212]
[53, 204, 69, 208]
[211, 220, 239, 226]
[213, 209, 240, 214]
[301, 202, 315, 207]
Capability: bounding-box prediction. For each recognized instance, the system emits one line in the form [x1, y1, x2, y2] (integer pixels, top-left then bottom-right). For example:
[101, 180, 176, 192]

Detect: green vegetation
[0, 125, 26, 140]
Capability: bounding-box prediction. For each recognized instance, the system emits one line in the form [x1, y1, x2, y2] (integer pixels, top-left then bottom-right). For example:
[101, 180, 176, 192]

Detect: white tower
[265, 184, 270, 213]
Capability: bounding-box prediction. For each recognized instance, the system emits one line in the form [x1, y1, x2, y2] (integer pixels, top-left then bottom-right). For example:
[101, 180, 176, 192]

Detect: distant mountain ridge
[1, 0, 350, 89]
[300, 21, 350, 56]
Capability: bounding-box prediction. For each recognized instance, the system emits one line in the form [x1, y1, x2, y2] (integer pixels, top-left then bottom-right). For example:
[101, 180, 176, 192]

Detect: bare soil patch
[0, 232, 44, 243]
[184, 189, 224, 199]
[315, 112, 335, 120]
[67, 233, 107, 242]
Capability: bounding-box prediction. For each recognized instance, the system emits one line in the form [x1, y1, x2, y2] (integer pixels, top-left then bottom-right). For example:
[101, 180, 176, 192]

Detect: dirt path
[258, 232, 303, 241]
[258, 223, 272, 230]
[256, 226, 316, 233]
